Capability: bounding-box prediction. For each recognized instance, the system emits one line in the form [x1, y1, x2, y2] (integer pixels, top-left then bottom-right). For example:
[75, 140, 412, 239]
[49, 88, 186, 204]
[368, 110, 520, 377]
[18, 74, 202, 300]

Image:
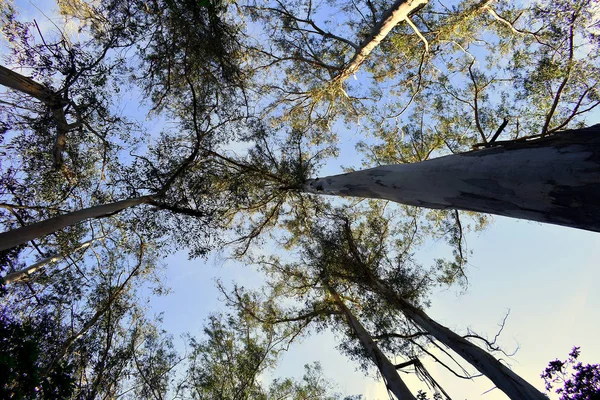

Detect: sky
[4, 0, 600, 399]
[149, 209, 600, 399]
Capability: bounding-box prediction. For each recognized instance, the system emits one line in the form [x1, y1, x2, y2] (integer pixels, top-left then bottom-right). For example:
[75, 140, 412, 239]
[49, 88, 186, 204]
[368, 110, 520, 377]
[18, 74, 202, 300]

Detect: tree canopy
[1, 0, 599, 398]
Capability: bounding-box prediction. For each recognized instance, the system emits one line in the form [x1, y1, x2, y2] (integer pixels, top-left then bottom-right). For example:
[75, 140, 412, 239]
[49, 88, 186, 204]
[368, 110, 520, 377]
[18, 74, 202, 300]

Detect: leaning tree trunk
[304, 124, 600, 232]
[329, 286, 416, 400]
[334, 0, 428, 83]
[3, 236, 102, 284]
[0, 65, 79, 167]
[0, 197, 152, 252]
[366, 276, 546, 399]
[0, 65, 60, 104]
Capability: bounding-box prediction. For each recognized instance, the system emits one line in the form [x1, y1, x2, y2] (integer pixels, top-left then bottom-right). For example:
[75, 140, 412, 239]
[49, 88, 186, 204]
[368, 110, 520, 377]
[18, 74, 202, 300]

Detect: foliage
[542, 347, 600, 400]
[1, 0, 599, 397]
[0, 310, 75, 399]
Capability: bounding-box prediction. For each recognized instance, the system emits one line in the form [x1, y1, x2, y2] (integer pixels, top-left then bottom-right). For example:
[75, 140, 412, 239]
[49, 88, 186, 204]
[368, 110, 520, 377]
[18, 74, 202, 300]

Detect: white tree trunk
[334, 0, 428, 83]
[369, 278, 546, 399]
[0, 197, 152, 252]
[330, 288, 416, 400]
[3, 237, 102, 284]
[304, 125, 600, 232]
[0, 65, 80, 167]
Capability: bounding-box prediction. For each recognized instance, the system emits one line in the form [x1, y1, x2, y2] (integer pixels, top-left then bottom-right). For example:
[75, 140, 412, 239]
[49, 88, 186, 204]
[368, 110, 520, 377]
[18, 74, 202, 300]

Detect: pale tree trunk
[0, 65, 79, 167]
[334, 0, 428, 83]
[0, 196, 153, 252]
[304, 124, 600, 232]
[329, 286, 416, 400]
[366, 276, 546, 399]
[3, 236, 103, 284]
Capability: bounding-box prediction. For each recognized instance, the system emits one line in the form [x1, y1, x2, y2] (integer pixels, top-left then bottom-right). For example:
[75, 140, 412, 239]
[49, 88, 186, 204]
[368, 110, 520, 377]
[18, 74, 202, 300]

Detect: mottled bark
[366, 276, 546, 399]
[334, 0, 428, 83]
[329, 287, 416, 400]
[0, 197, 152, 252]
[305, 124, 600, 232]
[3, 237, 101, 284]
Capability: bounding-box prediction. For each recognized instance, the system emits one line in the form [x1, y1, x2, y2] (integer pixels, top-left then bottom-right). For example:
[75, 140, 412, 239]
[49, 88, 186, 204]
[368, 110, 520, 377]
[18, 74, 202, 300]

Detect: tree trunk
[329, 287, 416, 400]
[304, 124, 600, 232]
[0, 196, 152, 252]
[367, 276, 546, 399]
[0, 65, 79, 167]
[0, 65, 61, 105]
[334, 0, 428, 83]
[3, 237, 102, 284]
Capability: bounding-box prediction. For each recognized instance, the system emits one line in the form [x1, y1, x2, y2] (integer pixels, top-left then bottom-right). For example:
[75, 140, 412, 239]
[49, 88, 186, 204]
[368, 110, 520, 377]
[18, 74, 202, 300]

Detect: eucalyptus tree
[179, 311, 350, 400]
[304, 124, 600, 232]
[225, 203, 547, 399]
[302, 209, 546, 399]
[0, 0, 256, 256]
[0, 214, 178, 399]
[221, 207, 454, 398]
[293, 0, 600, 232]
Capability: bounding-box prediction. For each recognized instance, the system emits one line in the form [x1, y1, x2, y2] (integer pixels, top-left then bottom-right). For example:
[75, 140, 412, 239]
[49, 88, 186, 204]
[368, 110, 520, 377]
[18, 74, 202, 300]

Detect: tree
[328, 284, 416, 400]
[180, 311, 351, 399]
[303, 124, 600, 232]
[542, 347, 600, 400]
[1, 0, 598, 397]
[0, 311, 76, 399]
[231, 206, 544, 399]
[317, 210, 545, 399]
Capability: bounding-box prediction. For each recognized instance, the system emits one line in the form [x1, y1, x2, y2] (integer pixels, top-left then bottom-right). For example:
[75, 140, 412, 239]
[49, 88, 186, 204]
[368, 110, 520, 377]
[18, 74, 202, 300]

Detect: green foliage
[1, 0, 599, 397]
[0, 311, 75, 399]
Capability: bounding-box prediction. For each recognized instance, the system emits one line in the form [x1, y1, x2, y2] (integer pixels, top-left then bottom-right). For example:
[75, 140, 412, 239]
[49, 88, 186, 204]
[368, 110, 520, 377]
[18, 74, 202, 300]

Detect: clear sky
[6, 0, 600, 399]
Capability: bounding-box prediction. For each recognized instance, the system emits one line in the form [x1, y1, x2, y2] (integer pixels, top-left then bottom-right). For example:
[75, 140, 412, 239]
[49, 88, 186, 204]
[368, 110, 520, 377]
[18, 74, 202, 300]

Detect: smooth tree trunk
[3, 237, 101, 284]
[329, 287, 416, 400]
[0, 65, 79, 167]
[334, 0, 428, 83]
[0, 196, 153, 252]
[304, 124, 600, 232]
[366, 276, 546, 399]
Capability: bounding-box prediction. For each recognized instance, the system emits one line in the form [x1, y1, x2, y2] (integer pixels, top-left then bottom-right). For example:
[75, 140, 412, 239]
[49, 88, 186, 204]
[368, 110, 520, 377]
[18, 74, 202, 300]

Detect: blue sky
[150, 210, 600, 399]
[5, 0, 600, 398]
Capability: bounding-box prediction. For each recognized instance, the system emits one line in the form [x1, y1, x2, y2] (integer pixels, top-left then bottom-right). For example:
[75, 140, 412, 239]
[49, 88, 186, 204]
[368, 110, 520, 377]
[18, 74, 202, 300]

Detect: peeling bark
[366, 276, 546, 399]
[329, 287, 416, 400]
[0, 197, 152, 252]
[304, 124, 600, 232]
[334, 0, 428, 83]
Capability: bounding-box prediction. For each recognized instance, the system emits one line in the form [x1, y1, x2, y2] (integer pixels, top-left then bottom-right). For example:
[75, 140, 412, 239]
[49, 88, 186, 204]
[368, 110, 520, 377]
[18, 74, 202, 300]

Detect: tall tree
[228, 205, 545, 399]
[303, 124, 600, 232]
[328, 284, 416, 400]
[308, 210, 546, 399]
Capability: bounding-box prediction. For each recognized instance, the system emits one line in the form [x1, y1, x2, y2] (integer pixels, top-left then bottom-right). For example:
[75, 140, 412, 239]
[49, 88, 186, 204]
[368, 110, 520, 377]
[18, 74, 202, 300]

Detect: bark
[0, 65, 77, 167]
[334, 0, 428, 83]
[0, 65, 60, 104]
[304, 124, 600, 232]
[0, 196, 152, 252]
[366, 276, 546, 399]
[3, 237, 102, 284]
[329, 287, 416, 400]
